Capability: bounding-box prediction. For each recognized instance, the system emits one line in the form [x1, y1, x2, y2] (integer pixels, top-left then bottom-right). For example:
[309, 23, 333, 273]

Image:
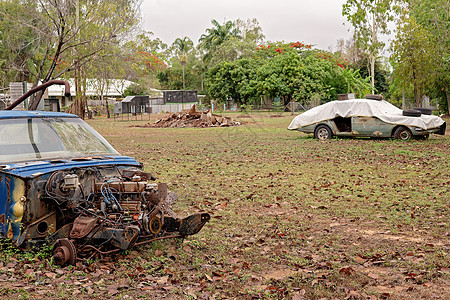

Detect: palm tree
[198, 19, 241, 63]
[173, 37, 193, 89]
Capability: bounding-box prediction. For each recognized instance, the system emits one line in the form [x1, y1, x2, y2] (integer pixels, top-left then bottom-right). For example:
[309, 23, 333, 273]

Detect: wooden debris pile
[136, 105, 241, 128]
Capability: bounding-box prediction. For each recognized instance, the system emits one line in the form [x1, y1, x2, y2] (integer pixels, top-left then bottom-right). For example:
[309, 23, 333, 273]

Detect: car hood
[0, 156, 141, 178]
[288, 99, 445, 130]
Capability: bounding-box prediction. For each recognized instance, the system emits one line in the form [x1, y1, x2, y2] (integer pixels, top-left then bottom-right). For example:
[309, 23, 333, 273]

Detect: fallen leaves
[339, 266, 356, 276]
[106, 285, 119, 295]
[263, 269, 297, 281]
[355, 256, 367, 264]
[367, 272, 380, 280]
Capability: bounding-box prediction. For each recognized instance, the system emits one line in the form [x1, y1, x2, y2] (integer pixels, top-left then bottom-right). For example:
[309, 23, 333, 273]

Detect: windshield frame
[0, 116, 119, 163]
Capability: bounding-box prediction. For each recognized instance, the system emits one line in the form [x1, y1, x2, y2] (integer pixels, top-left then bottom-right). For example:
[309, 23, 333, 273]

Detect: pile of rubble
[136, 105, 241, 128]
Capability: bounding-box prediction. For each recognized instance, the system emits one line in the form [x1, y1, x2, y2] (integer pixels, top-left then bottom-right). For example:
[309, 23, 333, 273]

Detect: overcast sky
[141, 0, 353, 51]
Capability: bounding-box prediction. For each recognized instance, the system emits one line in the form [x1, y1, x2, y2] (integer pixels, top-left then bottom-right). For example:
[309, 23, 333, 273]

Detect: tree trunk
[370, 11, 376, 95]
[182, 64, 185, 90]
[82, 73, 89, 119]
[412, 68, 420, 108]
[105, 97, 110, 118]
[74, 68, 83, 119]
[370, 54, 375, 94]
[28, 90, 44, 110]
[402, 91, 405, 110]
[447, 91, 450, 115]
[101, 84, 111, 118]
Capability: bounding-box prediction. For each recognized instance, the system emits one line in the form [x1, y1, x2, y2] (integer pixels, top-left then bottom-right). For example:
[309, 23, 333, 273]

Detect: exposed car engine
[17, 165, 209, 266]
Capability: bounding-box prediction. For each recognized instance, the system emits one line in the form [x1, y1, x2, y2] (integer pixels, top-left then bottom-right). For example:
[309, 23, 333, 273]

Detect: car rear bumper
[437, 122, 446, 135]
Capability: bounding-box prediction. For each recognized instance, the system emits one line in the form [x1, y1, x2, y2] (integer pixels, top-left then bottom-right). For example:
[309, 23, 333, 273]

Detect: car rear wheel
[402, 109, 421, 117]
[365, 94, 384, 100]
[416, 134, 429, 140]
[394, 126, 413, 141]
[413, 107, 432, 115]
[314, 125, 333, 140]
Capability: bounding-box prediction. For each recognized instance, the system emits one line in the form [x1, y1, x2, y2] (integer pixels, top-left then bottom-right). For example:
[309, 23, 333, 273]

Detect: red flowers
[317, 52, 347, 69]
[136, 51, 166, 70]
[275, 47, 283, 53]
[290, 42, 312, 49]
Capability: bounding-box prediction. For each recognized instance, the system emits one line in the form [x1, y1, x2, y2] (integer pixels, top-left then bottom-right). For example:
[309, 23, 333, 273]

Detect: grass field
[1, 112, 449, 299]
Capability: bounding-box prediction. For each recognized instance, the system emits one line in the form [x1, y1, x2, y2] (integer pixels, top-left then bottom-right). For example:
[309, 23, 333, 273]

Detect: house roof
[46, 79, 162, 97]
[122, 96, 134, 103]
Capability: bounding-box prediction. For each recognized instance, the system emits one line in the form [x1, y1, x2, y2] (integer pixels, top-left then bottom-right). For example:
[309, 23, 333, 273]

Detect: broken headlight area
[13, 166, 210, 266]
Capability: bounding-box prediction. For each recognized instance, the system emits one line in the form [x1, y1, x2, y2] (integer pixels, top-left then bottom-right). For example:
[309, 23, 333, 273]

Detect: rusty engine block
[17, 165, 209, 266]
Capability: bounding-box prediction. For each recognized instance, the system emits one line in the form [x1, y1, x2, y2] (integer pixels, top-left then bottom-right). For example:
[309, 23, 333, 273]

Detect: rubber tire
[365, 94, 384, 100]
[402, 109, 422, 117]
[314, 125, 333, 140]
[416, 134, 429, 140]
[413, 107, 432, 115]
[394, 126, 413, 141]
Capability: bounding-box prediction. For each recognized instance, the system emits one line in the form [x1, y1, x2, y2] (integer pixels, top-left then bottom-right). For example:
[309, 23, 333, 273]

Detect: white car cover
[288, 99, 444, 130]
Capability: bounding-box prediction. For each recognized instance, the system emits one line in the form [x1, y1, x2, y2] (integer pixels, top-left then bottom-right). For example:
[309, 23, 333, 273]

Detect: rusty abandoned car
[0, 81, 209, 266]
[288, 96, 446, 140]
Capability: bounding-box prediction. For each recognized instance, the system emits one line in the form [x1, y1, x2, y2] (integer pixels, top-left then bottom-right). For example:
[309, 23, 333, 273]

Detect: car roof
[0, 110, 78, 119]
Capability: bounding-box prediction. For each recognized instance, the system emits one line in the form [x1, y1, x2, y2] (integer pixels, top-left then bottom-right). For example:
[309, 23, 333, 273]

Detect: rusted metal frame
[78, 234, 182, 256]
[133, 234, 182, 246]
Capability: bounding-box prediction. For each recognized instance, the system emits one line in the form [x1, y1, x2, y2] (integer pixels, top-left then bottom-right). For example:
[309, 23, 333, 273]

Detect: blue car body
[0, 110, 208, 265]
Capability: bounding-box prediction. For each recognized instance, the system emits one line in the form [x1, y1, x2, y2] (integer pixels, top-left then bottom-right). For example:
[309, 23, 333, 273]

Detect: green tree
[350, 57, 389, 95]
[205, 45, 361, 107]
[0, 0, 140, 117]
[0, 1, 43, 86]
[198, 19, 242, 64]
[408, 0, 449, 113]
[206, 59, 259, 105]
[157, 46, 203, 91]
[123, 83, 150, 97]
[173, 37, 193, 90]
[213, 18, 264, 63]
[342, 0, 398, 92]
[339, 68, 373, 97]
[122, 31, 168, 90]
[173, 36, 193, 55]
[391, 14, 437, 107]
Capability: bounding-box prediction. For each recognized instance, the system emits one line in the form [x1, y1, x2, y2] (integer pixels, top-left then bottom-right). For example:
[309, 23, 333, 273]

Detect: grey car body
[288, 99, 446, 140]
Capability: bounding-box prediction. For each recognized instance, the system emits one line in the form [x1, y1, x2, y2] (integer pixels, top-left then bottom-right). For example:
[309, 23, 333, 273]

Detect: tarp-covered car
[0, 110, 209, 265]
[288, 99, 446, 140]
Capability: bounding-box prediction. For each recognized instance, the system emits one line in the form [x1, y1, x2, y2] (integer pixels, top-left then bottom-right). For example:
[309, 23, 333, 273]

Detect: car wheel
[365, 94, 384, 100]
[402, 109, 421, 117]
[314, 125, 333, 140]
[413, 107, 432, 115]
[416, 134, 429, 140]
[394, 126, 413, 141]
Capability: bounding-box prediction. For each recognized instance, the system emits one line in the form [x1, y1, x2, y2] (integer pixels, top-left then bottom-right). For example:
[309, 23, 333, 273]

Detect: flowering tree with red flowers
[316, 51, 349, 69]
[205, 37, 376, 106]
[136, 51, 167, 72]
